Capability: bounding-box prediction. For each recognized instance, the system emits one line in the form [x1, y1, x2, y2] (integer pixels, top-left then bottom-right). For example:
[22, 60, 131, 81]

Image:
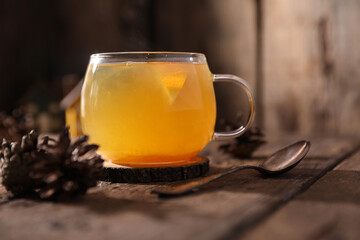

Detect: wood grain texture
[243, 145, 360, 240]
[263, 0, 360, 135]
[0, 137, 358, 240]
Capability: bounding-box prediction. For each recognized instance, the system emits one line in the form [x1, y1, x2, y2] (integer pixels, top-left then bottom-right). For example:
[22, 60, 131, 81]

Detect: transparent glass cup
[81, 52, 255, 167]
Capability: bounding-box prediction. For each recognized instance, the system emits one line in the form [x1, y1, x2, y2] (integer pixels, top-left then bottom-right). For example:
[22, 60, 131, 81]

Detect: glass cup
[81, 52, 255, 167]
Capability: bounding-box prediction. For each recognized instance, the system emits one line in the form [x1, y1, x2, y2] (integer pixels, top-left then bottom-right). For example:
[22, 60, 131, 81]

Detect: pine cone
[0, 127, 104, 200]
[32, 127, 104, 200]
[0, 130, 39, 195]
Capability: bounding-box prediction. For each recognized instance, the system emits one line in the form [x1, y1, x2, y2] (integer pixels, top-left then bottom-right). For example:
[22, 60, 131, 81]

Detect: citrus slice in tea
[153, 64, 187, 103]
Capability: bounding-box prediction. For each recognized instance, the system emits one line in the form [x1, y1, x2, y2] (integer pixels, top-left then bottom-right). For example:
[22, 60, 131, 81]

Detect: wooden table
[1, 136, 360, 240]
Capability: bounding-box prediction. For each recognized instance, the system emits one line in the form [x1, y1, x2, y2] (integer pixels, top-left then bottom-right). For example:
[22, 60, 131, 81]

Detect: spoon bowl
[152, 140, 311, 197]
[257, 140, 311, 175]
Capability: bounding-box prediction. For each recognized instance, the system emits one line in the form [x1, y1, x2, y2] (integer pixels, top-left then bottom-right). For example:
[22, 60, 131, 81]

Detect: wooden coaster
[99, 156, 209, 183]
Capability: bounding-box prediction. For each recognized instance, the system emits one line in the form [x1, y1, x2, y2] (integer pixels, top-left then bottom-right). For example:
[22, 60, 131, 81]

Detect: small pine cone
[219, 127, 266, 158]
[32, 127, 104, 200]
[0, 130, 39, 195]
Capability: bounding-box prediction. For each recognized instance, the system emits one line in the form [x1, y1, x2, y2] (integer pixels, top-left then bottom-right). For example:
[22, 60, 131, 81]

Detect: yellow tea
[81, 62, 216, 167]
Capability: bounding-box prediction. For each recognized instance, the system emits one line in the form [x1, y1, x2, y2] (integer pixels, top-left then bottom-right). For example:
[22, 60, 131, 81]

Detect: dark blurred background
[0, 0, 359, 136]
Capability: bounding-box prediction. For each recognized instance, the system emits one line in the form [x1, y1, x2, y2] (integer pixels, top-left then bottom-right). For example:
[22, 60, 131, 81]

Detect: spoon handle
[151, 166, 253, 197]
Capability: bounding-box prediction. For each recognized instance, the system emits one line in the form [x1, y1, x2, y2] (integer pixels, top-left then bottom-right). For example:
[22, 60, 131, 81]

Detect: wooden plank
[335, 150, 360, 171]
[0, 137, 357, 240]
[243, 200, 360, 240]
[263, 0, 360, 135]
[242, 146, 360, 240]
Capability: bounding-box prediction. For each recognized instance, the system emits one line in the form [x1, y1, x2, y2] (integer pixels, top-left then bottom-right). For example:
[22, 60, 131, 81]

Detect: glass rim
[90, 51, 207, 63]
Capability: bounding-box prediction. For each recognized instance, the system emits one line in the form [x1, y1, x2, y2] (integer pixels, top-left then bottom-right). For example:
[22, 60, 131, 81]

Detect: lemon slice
[161, 73, 187, 103]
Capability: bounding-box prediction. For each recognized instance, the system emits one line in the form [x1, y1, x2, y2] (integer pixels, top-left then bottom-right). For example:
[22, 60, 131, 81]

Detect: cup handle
[213, 74, 255, 140]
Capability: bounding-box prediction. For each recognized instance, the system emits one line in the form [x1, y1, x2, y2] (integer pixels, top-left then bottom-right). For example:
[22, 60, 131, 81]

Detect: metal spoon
[152, 140, 310, 197]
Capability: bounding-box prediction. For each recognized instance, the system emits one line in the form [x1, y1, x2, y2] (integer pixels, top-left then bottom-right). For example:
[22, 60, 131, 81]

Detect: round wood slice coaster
[99, 156, 209, 183]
